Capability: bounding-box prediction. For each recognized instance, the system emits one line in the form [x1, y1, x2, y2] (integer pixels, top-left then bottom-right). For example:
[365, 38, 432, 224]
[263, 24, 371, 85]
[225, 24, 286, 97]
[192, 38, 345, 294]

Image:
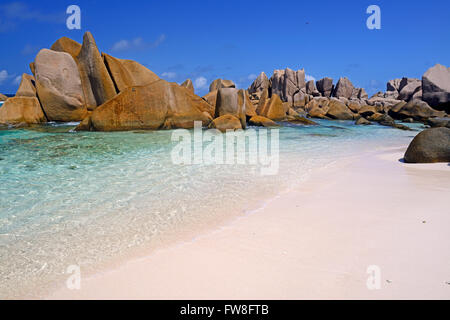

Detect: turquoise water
[0, 120, 422, 298]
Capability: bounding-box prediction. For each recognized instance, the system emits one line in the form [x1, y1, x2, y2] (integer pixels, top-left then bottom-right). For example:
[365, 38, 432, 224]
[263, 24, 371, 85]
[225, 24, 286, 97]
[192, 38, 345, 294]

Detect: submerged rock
[404, 127, 450, 163]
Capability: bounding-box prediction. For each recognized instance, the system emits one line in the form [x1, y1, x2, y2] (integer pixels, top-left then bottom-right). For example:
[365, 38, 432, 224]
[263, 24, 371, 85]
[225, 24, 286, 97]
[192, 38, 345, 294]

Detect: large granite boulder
[119, 59, 159, 87]
[0, 97, 46, 124]
[209, 114, 242, 133]
[34, 49, 88, 122]
[50, 37, 82, 59]
[422, 64, 450, 112]
[333, 77, 354, 99]
[390, 99, 445, 121]
[209, 79, 235, 92]
[77, 32, 117, 110]
[426, 117, 450, 128]
[181, 79, 194, 93]
[248, 72, 270, 96]
[387, 79, 402, 92]
[270, 68, 306, 103]
[15, 74, 36, 97]
[316, 77, 333, 97]
[260, 94, 286, 120]
[82, 80, 212, 131]
[0, 94, 7, 101]
[306, 80, 320, 96]
[102, 53, 135, 92]
[248, 115, 279, 127]
[243, 91, 257, 118]
[398, 79, 421, 101]
[326, 99, 354, 120]
[404, 127, 450, 163]
[215, 88, 246, 129]
[306, 97, 330, 118]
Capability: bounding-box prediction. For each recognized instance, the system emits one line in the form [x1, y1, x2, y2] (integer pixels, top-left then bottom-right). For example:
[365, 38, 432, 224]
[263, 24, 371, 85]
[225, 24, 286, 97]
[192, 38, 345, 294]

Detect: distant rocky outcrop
[422, 64, 450, 112]
[270, 68, 306, 106]
[0, 94, 7, 101]
[404, 127, 450, 163]
[209, 79, 236, 92]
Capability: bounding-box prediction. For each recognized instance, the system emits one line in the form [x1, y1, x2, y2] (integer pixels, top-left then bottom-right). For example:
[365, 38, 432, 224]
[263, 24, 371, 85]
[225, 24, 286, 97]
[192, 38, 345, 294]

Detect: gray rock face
[270, 68, 306, 103]
[77, 31, 117, 110]
[209, 79, 236, 92]
[34, 49, 88, 122]
[333, 77, 355, 99]
[398, 79, 421, 101]
[214, 88, 246, 129]
[390, 99, 445, 121]
[248, 72, 270, 96]
[387, 79, 402, 92]
[404, 127, 450, 163]
[316, 77, 333, 97]
[422, 64, 450, 112]
[306, 80, 320, 96]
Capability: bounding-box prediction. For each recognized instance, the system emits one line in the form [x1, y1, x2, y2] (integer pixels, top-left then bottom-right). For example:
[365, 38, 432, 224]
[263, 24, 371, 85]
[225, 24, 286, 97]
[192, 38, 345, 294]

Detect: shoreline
[47, 144, 450, 300]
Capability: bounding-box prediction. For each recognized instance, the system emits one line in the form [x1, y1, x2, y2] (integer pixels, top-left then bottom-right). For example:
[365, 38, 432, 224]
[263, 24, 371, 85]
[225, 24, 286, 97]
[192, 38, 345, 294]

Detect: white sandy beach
[48, 146, 450, 300]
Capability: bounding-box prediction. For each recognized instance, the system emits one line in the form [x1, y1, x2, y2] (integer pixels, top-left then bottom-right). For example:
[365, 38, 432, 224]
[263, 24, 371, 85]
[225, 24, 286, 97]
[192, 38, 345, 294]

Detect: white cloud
[161, 72, 177, 79]
[111, 34, 166, 52]
[305, 74, 316, 82]
[13, 75, 22, 85]
[0, 70, 9, 84]
[247, 74, 257, 81]
[194, 77, 207, 90]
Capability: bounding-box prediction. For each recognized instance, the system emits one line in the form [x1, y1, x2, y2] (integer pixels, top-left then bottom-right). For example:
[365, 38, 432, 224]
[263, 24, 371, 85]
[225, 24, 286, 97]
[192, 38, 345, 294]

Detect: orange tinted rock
[102, 53, 135, 92]
[15, 74, 36, 97]
[248, 115, 279, 127]
[77, 32, 117, 110]
[87, 80, 212, 131]
[0, 97, 46, 124]
[50, 37, 82, 59]
[120, 59, 159, 87]
[264, 94, 286, 120]
[181, 79, 194, 93]
[209, 114, 242, 133]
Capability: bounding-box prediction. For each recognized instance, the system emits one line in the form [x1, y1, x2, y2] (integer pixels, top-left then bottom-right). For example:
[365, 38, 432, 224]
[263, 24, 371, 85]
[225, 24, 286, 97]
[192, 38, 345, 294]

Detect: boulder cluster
[246, 66, 449, 130]
[0, 32, 449, 138]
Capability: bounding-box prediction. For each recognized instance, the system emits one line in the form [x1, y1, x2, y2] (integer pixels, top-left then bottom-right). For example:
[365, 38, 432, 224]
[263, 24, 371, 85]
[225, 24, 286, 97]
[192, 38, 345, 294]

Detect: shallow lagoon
[0, 120, 422, 298]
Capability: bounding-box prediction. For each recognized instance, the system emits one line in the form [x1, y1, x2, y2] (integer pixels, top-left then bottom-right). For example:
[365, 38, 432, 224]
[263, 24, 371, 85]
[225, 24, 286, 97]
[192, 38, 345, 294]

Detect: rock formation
[209, 79, 236, 92]
[181, 79, 194, 93]
[0, 97, 46, 125]
[422, 64, 450, 112]
[34, 49, 88, 122]
[404, 127, 450, 163]
[79, 80, 212, 131]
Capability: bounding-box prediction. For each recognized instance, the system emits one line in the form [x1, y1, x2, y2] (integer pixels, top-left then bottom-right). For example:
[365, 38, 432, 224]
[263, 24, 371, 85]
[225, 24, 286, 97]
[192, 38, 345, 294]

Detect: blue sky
[0, 0, 449, 96]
